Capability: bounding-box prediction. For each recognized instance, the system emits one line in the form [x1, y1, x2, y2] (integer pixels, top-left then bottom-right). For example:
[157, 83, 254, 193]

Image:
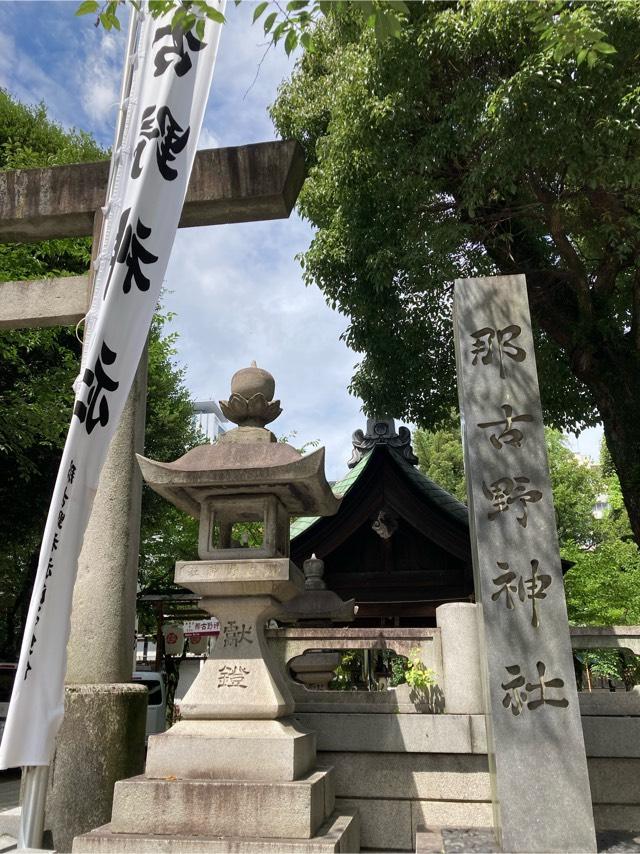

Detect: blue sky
[0, 1, 601, 474]
[1, 0, 367, 478]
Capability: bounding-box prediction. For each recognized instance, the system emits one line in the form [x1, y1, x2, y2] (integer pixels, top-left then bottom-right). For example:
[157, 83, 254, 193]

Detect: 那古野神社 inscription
[481, 475, 543, 528]
[501, 661, 569, 716]
[454, 275, 597, 852]
[492, 560, 551, 628]
[471, 324, 526, 379]
[477, 404, 533, 449]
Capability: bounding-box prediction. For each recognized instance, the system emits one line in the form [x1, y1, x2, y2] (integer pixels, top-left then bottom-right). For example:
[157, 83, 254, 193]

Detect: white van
[132, 671, 167, 741]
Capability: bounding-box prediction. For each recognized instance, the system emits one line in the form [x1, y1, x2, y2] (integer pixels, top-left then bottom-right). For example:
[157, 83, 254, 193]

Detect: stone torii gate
[0, 139, 304, 851]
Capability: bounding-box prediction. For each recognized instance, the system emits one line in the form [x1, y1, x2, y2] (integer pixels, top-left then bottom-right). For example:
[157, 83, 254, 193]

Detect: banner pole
[17, 765, 49, 849]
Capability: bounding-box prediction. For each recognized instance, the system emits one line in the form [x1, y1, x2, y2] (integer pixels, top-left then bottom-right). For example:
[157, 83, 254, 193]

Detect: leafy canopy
[79, 0, 618, 65]
[564, 539, 640, 626]
[270, 1, 640, 434]
[77, 0, 412, 52]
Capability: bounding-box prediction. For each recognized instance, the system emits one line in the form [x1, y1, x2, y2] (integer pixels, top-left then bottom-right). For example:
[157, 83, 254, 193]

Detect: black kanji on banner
[132, 104, 190, 181]
[25, 458, 76, 680]
[153, 24, 206, 77]
[104, 208, 159, 298]
[74, 343, 119, 434]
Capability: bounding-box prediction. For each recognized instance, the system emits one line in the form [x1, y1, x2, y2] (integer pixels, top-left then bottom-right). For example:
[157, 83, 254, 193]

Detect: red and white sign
[162, 623, 184, 656]
[187, 634, 208, 656]
[183, 619, 220, 638]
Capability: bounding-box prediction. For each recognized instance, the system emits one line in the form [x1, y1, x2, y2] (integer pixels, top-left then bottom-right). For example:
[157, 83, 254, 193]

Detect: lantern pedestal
[145, 558, 317, 782]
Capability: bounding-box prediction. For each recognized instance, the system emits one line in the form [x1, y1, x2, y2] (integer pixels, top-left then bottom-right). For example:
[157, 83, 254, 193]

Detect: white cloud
[198, 126, 221, 150]
[203, 1, 300, 147]
[78, 32, 122, 128]
[0, 5, 126, 142]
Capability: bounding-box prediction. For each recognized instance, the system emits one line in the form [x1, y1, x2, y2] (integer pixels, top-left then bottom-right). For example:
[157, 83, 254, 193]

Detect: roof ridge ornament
[348, 416, 418, 468]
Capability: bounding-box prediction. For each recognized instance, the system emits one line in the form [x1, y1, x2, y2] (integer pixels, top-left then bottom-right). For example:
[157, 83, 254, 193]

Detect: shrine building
[290, 418, 474, 627]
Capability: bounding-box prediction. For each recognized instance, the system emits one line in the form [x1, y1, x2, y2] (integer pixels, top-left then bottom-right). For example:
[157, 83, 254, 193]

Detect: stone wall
[268, 616, 640, 851]
[291, 711, 640, 851]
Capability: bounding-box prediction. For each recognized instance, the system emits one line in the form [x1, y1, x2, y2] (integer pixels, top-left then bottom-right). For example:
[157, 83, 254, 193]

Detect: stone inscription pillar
[453, 274, 596, 853]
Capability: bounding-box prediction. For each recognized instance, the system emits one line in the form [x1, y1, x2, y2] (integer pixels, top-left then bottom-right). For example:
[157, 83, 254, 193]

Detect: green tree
[0, 92, 200, 658]
[564, 539, 640, 626]
[270, 0, 640, 546]
[83, 0, 618, 66]
[138, 312, 202, 604]
[594, 435, 633, 543]
[0, 92, 103, 658]
[545, 429, 600, 547]
[414, 418, 600, 548]
[413, 412, 466, 503]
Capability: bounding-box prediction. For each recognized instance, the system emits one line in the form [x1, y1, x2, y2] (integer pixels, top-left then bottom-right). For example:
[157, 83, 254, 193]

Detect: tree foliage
[414, 416, 600, 549]
[138, 313, 202, 602]
[78, 0, 412, 52]
[0, 91, 199, 659]
[564, 539, 640, 626]
[270, 0, 640, 544]
[545, 429, 600, 547]
[82, 0, 619, 66]
[412, 412, 466, 504]
[415, 412, 640, 630]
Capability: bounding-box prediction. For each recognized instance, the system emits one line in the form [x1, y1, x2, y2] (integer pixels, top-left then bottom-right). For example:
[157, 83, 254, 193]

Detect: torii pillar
[0, 140, 305, 851]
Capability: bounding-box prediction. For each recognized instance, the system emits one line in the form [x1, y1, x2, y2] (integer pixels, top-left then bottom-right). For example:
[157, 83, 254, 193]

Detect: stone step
[72, 809, 360, 853]
[145, 718, 316, 782]
[110, 769, 334, 840]
[0, 808, 20, 839]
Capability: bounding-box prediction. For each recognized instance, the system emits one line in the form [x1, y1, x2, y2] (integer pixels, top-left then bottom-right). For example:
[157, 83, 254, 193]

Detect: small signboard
[183, 618, 220, 638]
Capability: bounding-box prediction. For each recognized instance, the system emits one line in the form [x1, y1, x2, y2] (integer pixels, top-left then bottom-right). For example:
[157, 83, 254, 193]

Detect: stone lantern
[75, 364, 360, 852]
[137, 361, 340, 753]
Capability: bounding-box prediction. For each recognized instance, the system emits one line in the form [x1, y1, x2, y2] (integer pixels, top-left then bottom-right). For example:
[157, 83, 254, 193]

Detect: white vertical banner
[0, 0, 225, 769]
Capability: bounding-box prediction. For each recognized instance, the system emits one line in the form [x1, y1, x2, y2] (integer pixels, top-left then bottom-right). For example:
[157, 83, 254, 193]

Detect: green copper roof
[289, 453, 370, 539]
[392, 452, 468, 526]
[289, 448, 468, 540]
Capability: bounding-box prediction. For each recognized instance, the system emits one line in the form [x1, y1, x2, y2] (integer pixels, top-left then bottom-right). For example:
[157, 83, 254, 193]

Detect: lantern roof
[137, 363, 340, 520]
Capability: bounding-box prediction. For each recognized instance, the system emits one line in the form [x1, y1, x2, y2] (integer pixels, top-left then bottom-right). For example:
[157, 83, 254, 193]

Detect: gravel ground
[434, 828, 640, 853]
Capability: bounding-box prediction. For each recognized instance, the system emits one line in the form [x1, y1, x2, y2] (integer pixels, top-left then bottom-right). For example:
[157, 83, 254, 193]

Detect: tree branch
[547, 207, 592, 320]
[592, 249, 622, 298]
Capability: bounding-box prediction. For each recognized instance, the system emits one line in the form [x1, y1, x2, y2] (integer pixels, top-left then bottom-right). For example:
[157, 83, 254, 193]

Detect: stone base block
[146, 717, 316, 782]
[415, 825, 444, 854]
[45, 684, 147, 854]
[111, 769, 334, 840]
[73, 809, 359, 853]
[0, 806, 21, 838]
[593, 804, 640, 831]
